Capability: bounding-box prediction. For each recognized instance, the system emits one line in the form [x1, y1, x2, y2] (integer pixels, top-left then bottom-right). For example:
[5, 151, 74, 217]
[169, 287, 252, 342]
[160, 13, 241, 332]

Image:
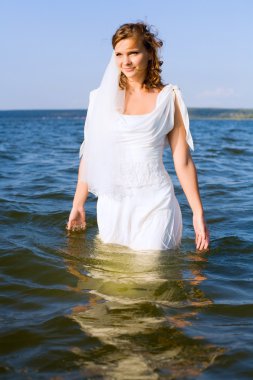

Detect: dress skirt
[96, 177, 182, 251]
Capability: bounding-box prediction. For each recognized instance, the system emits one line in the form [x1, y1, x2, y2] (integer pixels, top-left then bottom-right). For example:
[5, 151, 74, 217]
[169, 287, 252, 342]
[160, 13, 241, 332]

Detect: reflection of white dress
[83, 84, 194, 251]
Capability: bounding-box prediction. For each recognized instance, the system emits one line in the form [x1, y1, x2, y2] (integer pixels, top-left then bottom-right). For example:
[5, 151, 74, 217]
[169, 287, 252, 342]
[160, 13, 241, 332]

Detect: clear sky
[0, 0, 252, 110]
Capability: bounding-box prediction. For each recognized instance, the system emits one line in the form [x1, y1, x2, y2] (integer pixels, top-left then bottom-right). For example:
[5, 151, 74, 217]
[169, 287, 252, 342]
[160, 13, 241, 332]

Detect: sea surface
[0, 109, 253, 380]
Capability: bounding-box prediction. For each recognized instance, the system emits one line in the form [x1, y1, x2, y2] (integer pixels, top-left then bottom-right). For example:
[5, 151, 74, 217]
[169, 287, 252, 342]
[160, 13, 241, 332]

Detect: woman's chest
[123, 90, 160, 115]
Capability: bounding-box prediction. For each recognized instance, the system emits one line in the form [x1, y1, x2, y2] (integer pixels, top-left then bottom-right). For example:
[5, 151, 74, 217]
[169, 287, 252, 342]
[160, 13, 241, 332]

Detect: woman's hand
[193, 214, 210, 251]
[67, 206, 86, 231]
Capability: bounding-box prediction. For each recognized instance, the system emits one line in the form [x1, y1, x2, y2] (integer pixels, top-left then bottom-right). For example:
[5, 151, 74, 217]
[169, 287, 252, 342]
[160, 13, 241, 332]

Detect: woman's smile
[115, 37, 151, 82]
[123, 67, 134, 71]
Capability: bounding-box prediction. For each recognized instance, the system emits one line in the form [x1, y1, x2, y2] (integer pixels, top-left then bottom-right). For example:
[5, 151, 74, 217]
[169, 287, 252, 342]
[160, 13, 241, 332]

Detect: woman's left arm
[167, 94, 210, 251]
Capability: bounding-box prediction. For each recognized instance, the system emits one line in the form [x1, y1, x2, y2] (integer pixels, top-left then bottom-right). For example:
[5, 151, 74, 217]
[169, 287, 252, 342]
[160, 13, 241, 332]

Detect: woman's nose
[123, 55, 131, 65]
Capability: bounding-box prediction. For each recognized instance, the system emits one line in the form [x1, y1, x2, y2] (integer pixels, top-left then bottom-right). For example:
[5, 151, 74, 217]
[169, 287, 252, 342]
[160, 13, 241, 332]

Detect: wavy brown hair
[112, 22, 164, 90]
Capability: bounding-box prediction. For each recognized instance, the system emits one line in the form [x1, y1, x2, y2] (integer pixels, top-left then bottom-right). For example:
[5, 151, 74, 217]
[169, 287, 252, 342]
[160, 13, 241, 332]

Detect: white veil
[79, 52, 124, 197]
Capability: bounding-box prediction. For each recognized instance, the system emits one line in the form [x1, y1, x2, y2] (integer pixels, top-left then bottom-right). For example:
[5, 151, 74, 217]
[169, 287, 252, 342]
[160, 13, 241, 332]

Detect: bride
[67, 22, 209, 252]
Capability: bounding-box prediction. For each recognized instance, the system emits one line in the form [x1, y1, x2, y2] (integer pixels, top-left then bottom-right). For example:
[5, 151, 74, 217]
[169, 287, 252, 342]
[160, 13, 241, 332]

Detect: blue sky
[0, 0, 252, 110]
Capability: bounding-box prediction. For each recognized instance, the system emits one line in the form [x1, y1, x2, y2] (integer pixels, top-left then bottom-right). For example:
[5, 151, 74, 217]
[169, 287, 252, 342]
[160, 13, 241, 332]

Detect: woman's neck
[126, 79, 146, 94]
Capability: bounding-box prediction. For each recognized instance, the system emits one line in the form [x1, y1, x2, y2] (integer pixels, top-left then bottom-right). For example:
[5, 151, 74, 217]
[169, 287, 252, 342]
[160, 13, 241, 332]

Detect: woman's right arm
[67, 89, 97, 230]
[67, 158, 88, 230]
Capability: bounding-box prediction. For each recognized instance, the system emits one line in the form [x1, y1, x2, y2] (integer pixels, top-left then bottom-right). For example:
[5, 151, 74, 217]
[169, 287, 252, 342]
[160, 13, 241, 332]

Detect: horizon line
[0, 106, 253, 112]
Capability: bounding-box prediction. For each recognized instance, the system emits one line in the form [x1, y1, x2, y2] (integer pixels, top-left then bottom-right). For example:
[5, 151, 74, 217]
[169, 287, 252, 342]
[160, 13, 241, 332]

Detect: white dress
[93, 84, 194, 251]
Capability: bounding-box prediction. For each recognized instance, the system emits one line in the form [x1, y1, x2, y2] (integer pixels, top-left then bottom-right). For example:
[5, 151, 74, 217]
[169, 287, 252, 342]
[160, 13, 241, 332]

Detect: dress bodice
[80, 84, 194, 197]
[109, 85, 193, 190]
[115, 85, 175, 162]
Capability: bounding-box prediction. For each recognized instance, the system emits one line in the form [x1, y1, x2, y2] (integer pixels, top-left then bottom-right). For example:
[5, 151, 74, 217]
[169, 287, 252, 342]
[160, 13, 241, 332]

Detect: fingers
[67, 218, 74, 230]
[66, 220, 72, 230]
[66, 219, 72, 230]
[196, 227, 210, 252]
[193, 214, 210, 252]
[67, 217, 78, 230]
[80, 213, 86, 225]
[196, 233, 202, 250]
[66, 208, 86, 231]
[66, 219, 86, 232]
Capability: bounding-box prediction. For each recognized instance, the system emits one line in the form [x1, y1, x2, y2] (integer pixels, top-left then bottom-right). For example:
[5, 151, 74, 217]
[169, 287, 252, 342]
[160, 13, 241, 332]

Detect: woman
[67, 22, 209, 252]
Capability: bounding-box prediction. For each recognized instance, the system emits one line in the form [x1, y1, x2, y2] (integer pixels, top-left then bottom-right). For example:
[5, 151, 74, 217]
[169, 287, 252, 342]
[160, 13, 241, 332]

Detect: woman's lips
[123, 68, 134, 72]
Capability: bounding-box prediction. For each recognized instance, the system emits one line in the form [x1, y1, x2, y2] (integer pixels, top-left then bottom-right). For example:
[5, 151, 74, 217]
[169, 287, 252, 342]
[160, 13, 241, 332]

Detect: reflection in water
[65, 234, 224, 379]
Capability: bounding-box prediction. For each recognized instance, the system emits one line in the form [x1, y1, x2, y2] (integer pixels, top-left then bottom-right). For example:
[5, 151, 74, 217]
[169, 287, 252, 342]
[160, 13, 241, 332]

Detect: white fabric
[97, 177, 183, 251]
[80, 83, 194, 198]
[94, 84, 194, 251]
[79, 52, 125, 198]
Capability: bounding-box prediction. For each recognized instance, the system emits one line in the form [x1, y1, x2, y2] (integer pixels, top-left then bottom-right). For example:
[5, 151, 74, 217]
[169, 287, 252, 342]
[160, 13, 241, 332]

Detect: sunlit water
[0, 110, 253, 379]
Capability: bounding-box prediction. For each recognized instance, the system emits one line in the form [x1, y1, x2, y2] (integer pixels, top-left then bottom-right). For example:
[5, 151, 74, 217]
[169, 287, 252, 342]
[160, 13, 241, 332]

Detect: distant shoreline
[188, 108, 253, 120]
[0, 108, 253, 120]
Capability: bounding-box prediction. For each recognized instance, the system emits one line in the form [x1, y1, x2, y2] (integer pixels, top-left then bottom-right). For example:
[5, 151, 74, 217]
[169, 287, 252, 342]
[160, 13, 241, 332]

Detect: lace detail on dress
[115, 159, 170, 188]
[89, 159, 170, 200]
[87, 159, 171, 200]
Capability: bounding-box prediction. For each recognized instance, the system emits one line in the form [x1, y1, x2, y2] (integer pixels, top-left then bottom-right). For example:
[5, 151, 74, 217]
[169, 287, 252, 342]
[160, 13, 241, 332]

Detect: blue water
[0, 109, 253, 379]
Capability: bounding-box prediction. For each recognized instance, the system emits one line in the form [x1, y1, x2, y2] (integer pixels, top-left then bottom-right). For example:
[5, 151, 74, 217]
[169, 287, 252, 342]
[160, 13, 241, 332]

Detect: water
[0, 109, 253, 379]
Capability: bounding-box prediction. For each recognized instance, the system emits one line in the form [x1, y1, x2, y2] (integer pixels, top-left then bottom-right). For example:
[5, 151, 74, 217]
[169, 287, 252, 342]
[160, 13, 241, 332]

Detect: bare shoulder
[152, 84, 167, 94]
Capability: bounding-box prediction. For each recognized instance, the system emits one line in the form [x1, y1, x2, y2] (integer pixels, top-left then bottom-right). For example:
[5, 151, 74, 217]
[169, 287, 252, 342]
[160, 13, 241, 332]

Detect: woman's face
[114, 37, 151, 82]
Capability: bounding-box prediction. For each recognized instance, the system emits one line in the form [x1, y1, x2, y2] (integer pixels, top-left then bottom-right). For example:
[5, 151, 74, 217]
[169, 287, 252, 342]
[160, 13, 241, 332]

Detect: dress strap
[172, 85, 194, 151]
